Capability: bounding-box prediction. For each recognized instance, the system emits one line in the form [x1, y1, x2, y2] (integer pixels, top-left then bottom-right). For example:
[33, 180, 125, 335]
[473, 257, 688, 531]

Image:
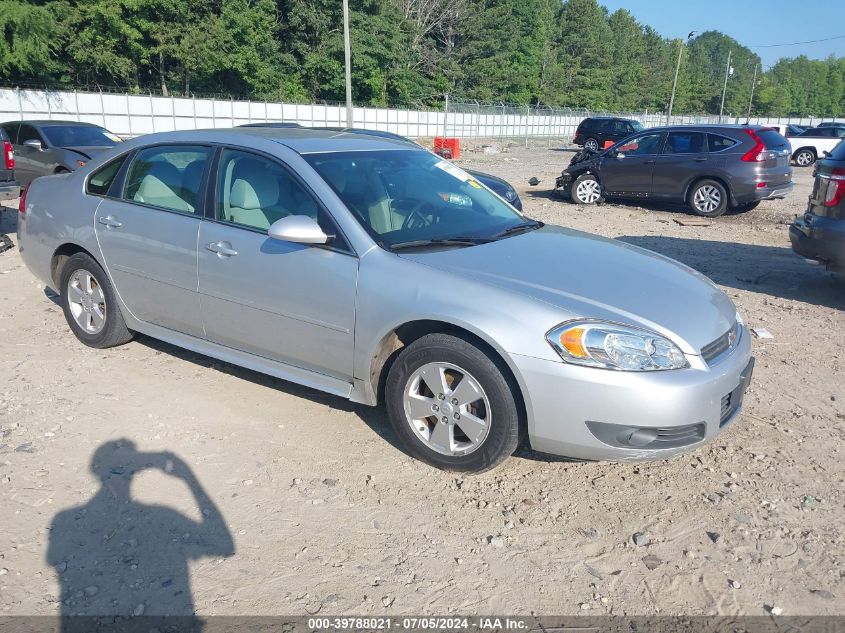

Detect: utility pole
[746, 62, 759, 121]
[719, 49, 732, 123]
[666, 32, 695, 126]
[342, 0, 353, 127]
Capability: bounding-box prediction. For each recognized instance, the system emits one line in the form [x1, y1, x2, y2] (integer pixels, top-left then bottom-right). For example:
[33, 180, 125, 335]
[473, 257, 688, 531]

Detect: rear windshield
[758, 129, 789, 150]
[41, 125, 121, 148]
[829, 140, 845, 161]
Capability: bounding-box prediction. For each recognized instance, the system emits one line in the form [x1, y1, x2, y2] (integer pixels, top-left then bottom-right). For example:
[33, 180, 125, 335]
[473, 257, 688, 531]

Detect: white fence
[2, 87, 843, 142]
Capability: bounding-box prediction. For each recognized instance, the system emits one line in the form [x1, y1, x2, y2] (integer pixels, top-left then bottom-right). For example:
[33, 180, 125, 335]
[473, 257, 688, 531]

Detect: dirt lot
[0, 146, 843, 618]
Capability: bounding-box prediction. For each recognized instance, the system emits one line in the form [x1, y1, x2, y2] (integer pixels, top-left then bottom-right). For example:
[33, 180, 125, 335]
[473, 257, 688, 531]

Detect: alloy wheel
[67, 269, 107, 334]
[403, 362, 491, 456]
[585, 139, 599, 152]
[693, 185, 722, 214]
[576, 178, 602, 204]
[795, 150, 814, 166]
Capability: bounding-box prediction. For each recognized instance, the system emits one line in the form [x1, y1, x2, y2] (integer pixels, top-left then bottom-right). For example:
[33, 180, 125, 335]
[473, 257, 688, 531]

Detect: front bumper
[511, 325, 754, 461]
[790, 212, 845, 271]
[0, 180, 20, 201]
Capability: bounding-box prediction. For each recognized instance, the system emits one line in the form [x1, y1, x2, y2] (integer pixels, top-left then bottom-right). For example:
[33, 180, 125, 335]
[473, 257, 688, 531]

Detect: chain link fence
[2, 86, 842, 145]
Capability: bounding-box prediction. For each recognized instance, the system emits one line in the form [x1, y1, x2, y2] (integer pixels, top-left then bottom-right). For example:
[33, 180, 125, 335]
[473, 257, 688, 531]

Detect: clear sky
[598, 0, 845, 68]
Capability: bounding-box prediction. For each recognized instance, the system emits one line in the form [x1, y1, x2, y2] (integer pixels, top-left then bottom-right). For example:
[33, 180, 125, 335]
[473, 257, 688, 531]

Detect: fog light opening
[623, 428, 659, 447]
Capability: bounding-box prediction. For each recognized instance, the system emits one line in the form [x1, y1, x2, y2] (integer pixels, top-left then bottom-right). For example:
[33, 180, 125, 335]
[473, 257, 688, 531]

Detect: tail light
[822, 167, 845, 207]
[3, 141, 13, 170]
[18, 183, 28, 217]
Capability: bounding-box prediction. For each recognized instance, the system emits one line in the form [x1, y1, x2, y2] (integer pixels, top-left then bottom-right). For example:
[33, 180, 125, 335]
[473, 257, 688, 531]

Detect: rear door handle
[206, 241, 238, 257]
[644, 160, 656, 165]
[97, 216, 122, 228]
[694, 157, 707, 162]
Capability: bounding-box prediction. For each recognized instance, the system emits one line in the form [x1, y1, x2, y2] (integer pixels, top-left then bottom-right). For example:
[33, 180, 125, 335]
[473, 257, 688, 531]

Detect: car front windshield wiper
[490, 220, 544, 239]
[388, 236, 493, 251]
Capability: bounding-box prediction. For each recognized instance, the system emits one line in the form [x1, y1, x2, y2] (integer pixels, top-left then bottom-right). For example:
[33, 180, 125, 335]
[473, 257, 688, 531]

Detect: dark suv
[573, 117, 643, 152]
[0, 127, 19, 201]
[556, 125, 793, 217]
[790, 141, 845, 273]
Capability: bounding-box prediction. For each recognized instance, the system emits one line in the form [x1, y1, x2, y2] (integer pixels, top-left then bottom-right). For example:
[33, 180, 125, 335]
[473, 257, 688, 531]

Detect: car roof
[120, 127, 423, 155]
[7, 120, 104, 128]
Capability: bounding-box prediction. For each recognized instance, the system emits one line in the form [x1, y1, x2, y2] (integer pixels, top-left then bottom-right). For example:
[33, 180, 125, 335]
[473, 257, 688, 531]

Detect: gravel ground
[0, 146, 843, 618]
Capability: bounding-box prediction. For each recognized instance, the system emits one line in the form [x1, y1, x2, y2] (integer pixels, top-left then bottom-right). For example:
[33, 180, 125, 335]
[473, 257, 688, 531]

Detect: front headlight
[546, 321, 689, 371]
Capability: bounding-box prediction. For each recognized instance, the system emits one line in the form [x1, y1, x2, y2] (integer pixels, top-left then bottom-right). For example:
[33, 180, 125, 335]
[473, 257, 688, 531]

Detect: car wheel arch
[367, 319, 529, 429]
[51, 243, 101, 288]
[792, 146, 816, 160]
[684, 175, 734, 206]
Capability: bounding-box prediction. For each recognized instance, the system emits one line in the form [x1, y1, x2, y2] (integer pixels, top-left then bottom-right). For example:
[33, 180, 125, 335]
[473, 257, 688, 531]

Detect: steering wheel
[396, 199, 437, 231]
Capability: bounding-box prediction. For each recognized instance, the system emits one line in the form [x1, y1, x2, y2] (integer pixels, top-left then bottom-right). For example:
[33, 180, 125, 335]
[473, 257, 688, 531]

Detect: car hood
[60, 146, 113, 161]
[398, 225, 736, 354]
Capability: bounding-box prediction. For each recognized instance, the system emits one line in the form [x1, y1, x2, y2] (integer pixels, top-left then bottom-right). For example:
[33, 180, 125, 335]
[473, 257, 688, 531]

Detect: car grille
[701, 322, 738, 363]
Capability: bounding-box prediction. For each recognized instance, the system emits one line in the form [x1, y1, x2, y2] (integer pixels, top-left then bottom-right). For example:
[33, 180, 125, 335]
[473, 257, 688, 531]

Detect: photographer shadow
[47, 439, 234, 629]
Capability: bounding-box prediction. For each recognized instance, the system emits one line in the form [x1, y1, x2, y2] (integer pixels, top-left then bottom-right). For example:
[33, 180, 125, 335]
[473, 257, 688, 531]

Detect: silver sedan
[17, 128, 753, 472]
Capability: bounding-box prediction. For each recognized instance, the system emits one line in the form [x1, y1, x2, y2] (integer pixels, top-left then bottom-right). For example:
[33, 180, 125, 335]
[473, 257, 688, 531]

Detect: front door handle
[694, 157, 707, 162]
[97, 216, 123, 228]
[206, 241, 238, 257]
[644, 160, 656, 165]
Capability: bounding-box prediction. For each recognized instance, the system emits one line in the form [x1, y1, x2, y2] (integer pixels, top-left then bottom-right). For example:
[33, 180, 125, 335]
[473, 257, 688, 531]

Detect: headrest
[229, 172, 279, 210]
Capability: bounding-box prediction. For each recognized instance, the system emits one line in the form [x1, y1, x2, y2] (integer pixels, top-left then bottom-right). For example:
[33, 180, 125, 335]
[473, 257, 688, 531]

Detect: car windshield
[630, 121, 644, 132]
[305, 150, 531, 249]
[41, 125, 120, 148]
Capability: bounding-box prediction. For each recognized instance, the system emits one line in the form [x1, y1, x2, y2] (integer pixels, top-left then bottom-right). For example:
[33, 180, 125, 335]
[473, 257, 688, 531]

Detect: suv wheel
[794, 149, 815, 167]
[572, 173, 604, 204]
[584, 138, 599, 152]
[385, 333, 521, 472]
[60, 252, 134, 348]
[689, 179, 728, 217]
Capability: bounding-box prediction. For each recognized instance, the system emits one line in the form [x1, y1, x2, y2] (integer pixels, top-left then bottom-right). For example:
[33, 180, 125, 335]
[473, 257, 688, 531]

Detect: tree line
[3, 0, 844, 116]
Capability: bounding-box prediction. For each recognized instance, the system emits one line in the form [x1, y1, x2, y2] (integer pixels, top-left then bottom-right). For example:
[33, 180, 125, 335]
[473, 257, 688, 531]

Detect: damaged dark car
[555, 125, 793, 218]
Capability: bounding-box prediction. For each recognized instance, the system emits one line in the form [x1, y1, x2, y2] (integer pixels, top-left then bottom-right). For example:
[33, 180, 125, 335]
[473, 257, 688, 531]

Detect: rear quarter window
[708, 134, 738, 152]
[86, 157, 126, 196]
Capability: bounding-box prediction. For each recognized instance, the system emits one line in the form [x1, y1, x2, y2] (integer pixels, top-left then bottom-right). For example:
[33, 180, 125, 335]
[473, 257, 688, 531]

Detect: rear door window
[664, 131, 706, 154]
[1, 123, 19, 143]
[124, 145, 210, 214]
[708, 134, 738, 152]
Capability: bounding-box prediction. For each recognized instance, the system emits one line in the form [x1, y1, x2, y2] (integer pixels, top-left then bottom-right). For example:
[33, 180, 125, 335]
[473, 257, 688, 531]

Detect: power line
[747, 34, 845, 48]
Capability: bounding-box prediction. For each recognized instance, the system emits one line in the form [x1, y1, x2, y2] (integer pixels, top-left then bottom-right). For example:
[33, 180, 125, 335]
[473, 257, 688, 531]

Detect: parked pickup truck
[790, 130, 844, 167]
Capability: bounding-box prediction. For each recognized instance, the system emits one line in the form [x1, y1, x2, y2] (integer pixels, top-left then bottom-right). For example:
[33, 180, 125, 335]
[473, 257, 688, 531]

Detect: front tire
[60, 252, 134, 348]
[688, 179, 728, 217]
[793, 149, 816, 167]
[385, 333, 521, 472]
[571, 173, 604, 205]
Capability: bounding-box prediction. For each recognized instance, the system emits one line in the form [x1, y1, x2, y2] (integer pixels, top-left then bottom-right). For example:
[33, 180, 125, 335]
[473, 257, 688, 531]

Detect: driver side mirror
[268, 215, 332, 245]
[23, 139, 43, 151]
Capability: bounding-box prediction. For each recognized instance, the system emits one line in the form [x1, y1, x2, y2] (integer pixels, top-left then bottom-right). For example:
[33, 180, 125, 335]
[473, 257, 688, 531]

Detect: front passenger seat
[228, 173, 280, 230]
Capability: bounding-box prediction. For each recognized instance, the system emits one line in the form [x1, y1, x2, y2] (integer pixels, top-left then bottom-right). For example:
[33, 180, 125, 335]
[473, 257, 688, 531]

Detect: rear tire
[732, 200, 761, 213]
[793, 149, 816, 167]
[385, 333, 521, 472]
[688, 179, 728, 217]
[59, 252, 134, 349]
[571, 173, 604, 205]
[584, 138, 599, 152]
